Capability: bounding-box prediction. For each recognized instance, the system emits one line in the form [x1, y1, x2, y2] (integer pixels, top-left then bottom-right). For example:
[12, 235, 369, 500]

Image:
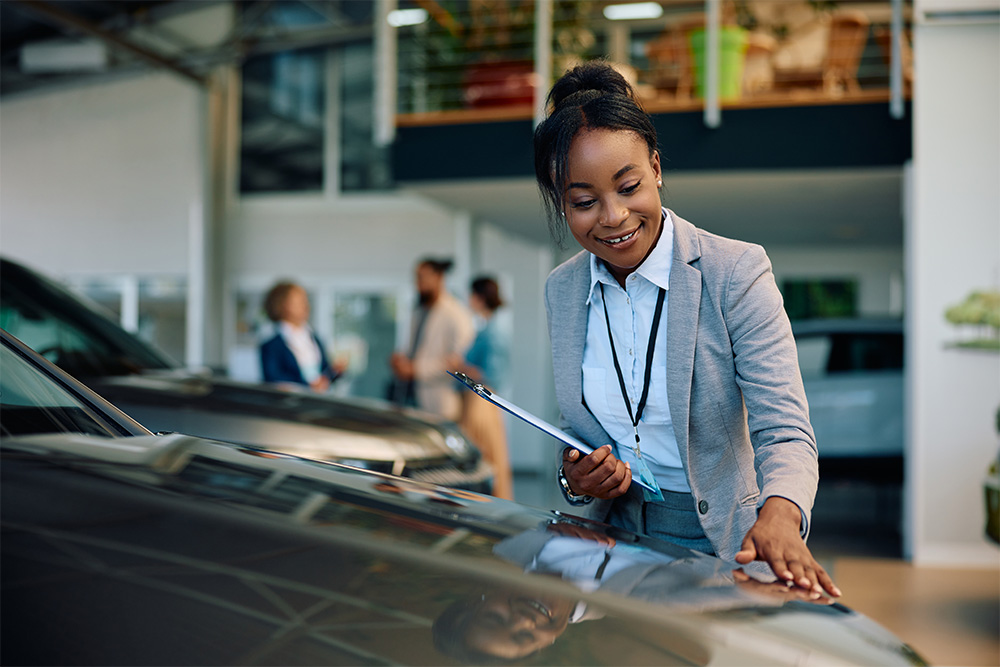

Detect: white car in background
[793, 319, 904, 472]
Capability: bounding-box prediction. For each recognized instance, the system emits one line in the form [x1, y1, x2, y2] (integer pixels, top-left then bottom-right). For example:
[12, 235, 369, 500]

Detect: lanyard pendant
[634, 455, 664, 502]
[632, 426, 663, 501]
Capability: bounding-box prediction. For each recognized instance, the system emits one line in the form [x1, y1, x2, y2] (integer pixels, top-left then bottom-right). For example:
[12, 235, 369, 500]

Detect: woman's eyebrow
[612, 164, 636, 181]
[567, 165, 637, 191]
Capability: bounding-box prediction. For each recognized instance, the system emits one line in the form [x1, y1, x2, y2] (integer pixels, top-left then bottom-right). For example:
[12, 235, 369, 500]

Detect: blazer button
[698, 499, 709, 514]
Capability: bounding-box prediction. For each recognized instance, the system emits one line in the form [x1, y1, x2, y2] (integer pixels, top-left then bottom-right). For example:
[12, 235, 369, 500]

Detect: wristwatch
[557, 465, 593, 505]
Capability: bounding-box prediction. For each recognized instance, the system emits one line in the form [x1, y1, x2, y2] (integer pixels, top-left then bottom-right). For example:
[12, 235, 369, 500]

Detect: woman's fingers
[564, 445, 629, 499]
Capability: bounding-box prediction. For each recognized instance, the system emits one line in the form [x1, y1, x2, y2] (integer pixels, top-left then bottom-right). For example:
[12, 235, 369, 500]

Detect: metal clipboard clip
[447, 370, 656, 493]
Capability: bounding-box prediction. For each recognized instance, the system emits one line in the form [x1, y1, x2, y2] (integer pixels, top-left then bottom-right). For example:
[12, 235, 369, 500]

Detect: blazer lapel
[552, 252, 609, 445]
[565, 260, 605, 438]
[666, 213, 702, 464]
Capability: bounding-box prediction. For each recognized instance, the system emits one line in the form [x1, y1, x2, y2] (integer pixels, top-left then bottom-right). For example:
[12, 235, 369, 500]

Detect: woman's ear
[651, 151, 662, 185]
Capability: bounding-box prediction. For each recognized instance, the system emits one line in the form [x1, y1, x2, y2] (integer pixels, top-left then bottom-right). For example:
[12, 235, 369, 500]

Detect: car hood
[87, 370, 475, 464]
[1, 432, 926, 666]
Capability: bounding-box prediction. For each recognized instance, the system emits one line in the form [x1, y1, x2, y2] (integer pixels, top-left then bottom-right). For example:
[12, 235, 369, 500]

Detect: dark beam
[11, 0, 207, 86]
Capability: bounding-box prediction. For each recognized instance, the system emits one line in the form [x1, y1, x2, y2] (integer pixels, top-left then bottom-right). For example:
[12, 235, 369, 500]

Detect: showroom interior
[1, 1, 997, 664]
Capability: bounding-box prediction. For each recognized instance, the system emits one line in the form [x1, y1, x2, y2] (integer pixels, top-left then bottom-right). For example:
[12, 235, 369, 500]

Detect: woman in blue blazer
[534, 62, 839, 598]
[259, 281, 343, 392]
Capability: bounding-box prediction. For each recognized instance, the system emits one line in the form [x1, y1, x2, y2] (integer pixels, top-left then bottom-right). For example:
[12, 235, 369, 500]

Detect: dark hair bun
[547, 61, 636, 110]
[471, 276, 503, 310]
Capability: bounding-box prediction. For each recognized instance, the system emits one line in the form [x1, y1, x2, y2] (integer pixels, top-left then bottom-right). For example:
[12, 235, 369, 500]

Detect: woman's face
[462, 590, 575, 659]
[563, 128, 663, 285]
[281, 286, 310, 326]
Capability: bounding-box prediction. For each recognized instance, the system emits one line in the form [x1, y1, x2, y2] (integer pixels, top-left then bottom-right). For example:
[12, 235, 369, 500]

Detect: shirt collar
[587, 208, 674, 304]
[279, 321, 313, 339]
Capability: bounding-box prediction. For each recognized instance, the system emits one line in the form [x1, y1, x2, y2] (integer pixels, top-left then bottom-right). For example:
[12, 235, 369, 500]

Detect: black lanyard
[600, 282, 666, 448]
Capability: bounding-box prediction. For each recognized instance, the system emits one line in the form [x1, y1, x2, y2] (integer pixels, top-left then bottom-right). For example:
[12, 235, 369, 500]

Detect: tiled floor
[512, 472, 1000, 667]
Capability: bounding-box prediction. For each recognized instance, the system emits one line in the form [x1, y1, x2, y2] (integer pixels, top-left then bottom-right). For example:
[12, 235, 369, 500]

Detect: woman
[454, 276, 513, 499]
[259, 281, 343, 392]
[534, 62, 839, 598]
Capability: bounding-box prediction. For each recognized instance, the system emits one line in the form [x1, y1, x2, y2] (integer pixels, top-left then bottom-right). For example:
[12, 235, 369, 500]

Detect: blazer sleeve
[723, 244, 818, 533]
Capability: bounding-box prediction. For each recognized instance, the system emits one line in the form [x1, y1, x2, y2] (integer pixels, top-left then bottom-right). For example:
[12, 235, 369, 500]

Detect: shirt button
[698, 500, 709, 514]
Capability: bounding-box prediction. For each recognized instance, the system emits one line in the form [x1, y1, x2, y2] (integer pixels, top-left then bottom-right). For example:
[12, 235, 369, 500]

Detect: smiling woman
[534, 61, 840, 600]
[562, 128, 664, 287]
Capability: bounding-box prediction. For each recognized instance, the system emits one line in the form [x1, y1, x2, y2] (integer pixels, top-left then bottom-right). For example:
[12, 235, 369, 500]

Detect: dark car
[1, 329, 927, 666]
[0, 257, 491, 491]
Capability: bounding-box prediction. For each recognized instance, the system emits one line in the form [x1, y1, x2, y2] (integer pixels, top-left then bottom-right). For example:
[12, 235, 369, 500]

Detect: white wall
[230, 193, 462, 280]
[0, 72, 204, 276]
[907, 15, 1000, 566]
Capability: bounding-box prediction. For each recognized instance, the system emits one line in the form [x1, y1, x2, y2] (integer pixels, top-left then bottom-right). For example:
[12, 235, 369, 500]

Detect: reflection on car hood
[0, 433, 926, 667]
[90, 371, 473, 463]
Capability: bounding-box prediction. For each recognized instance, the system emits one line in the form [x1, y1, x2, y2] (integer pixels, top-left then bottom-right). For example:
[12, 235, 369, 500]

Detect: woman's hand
[562, 445, 631, 500]
[310, 375, 331, 393]
[734, 496, 841, 598]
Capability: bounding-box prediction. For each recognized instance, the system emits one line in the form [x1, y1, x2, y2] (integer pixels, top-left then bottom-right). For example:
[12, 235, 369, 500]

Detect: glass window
[827, 333, 903, 373]
[240, 46, 326, 193]
[239, 0, 387, 193]
[340, 42, 391, 191]
[330, 293, 398, 399]
[137, 278, 187, 364]
[0, 343, 123, 438]
[239, 1, 329, 193]
[66, 276, 187, 365]
[782, 279, 858, 321]
[0, 264, 173, 378]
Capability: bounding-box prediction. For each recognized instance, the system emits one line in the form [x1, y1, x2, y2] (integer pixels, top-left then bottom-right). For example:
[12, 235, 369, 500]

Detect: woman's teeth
[527, 600, 552, 619]
[603, 230, 636, 245]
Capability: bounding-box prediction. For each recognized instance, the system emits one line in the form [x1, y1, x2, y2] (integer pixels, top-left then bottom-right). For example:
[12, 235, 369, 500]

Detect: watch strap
[558, 465, 593, 505]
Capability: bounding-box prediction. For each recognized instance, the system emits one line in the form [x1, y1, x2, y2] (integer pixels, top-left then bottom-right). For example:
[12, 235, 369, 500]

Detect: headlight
[444, 433, 470, 456]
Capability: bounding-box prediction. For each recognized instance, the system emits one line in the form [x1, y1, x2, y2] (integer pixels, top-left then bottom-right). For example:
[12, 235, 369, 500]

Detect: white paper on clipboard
[448, 371, 657, 493]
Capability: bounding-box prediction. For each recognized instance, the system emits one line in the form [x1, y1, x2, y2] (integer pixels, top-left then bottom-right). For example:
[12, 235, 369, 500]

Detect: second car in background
[0, 257, 491, 492]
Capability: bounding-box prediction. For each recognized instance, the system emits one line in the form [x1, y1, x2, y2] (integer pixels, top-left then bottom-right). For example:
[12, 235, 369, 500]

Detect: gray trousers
[607, 486, 716, 555]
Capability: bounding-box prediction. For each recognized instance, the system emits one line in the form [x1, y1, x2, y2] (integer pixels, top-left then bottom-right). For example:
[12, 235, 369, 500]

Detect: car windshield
[0, 260, 174, 377]
[0, 342, 127, 438]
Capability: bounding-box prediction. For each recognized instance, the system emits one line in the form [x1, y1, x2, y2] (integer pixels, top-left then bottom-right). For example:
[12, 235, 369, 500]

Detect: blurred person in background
[390, 258, 475, 421]
[260, 281, 345, 392]
[453, 276, 513, 499]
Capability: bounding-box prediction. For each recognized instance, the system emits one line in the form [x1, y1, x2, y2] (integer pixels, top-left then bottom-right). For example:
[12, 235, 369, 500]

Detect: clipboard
[448, 371, 657, 493]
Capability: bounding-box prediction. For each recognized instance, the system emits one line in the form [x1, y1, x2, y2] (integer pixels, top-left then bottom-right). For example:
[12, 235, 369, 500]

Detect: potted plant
[944, 289, 1000, 351]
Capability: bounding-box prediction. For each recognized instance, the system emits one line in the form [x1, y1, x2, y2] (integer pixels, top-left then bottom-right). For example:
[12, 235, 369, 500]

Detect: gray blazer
[544, 212, 818, 568]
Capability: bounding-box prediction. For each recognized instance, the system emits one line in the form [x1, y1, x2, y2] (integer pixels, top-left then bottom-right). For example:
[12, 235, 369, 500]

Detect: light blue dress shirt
[581, 209, 690, 493]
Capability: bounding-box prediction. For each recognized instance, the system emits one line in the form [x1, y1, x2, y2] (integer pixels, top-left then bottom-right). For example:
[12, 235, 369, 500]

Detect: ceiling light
[388, 8, 429, 27]
[20, 39, 108, 73]
[603, 2, 664, 21]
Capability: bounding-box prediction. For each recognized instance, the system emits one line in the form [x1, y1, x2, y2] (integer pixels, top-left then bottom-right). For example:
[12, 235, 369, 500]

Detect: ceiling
[404, 166, 905, 249]
[0, 1, 374, 98]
